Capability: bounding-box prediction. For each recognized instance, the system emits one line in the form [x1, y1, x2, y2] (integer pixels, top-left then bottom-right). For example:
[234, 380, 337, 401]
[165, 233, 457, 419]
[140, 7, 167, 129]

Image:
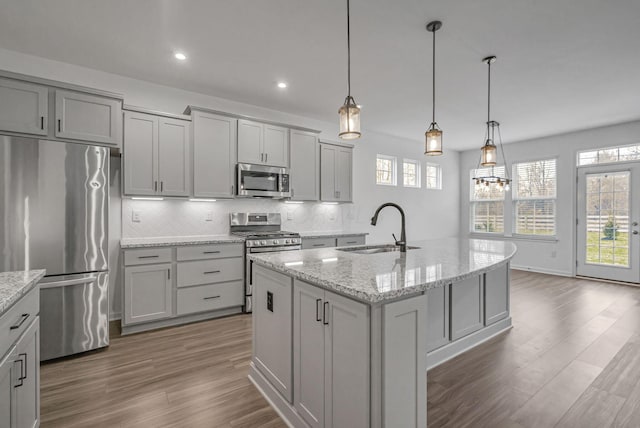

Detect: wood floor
[40, 270, 640, 427]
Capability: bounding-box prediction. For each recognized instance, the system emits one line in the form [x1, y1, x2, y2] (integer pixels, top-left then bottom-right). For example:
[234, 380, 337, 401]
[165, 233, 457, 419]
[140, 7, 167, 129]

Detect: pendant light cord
[432, 27, 436, 124]
[486, 59, 491, 137]
[347, 0, 351, 98]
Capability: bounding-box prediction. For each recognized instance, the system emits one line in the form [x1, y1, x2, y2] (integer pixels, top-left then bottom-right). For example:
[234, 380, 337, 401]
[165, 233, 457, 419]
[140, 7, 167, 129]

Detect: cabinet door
[262, 124, 289, 167]
[252, 266, 293, 403]
[158, 117, 190, 196]
[192, 113, 236, 198]
[293, 280, 325, 428]
[335, 147, 353, 202]
[123, 264, 173, 325]
[426, 285, 450, 352]
[237, 119, 263, 164]
[301, 237, 336, 250]
[14, 318, 39, 428]
[320, 144, 337, 201]
[485, 264, 509, 325]
[55, 90, 122, 146]
[0, 347, 17, 428]
[290, 130, 318, 201]
[0, 78, 48, 136]
[450, 275, 484, 340]
[123, 111, 157, 196]
[324, 290, 369, 428]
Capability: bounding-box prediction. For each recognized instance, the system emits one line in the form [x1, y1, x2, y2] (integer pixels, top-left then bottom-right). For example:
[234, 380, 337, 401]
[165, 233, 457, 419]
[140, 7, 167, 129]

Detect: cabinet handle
[14, 358, 24, 388]
[167, 269, 171, 280]
[9, 313, 29, 330]
[260, 153, 263, 162]
[265, 153, 268, 163]
[316, 299, 322, 322]
[323, 302, 329, 325]
[203, 251, 220, 254]
[154, 181, 158, 192]
[231, 185, 234, 195]
[40, 116, 44, 130]
[19, 353, 27, 381]
[138, 255, 159, 259]
[160, 181, 164, 192]
[57, 119, 61, 132]
[312, 244, 325, 247]
[203, 270, 221, 275]
[203, 295, 221, 300]
[346, 241, 357, 244]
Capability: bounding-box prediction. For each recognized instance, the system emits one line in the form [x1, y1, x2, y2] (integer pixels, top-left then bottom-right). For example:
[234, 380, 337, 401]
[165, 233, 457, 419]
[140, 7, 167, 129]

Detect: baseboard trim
[510, 265, 573, 277]
[121, 306, 243, 335]
[427, 317, 512, 370]
[248, 362, 305, 428]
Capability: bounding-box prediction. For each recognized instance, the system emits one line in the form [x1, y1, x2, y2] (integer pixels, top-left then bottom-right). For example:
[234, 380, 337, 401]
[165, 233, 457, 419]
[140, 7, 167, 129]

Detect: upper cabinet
[123, 110, 191, 197]
[0, 77, 48, 136]
[290, 130, 319, 201]
[320, 142, 353, 203]
[0, 75, 123, 147]
[191, 110, 237, 198]
[238, 119, 289, 167]
[55, 90, 122, 146]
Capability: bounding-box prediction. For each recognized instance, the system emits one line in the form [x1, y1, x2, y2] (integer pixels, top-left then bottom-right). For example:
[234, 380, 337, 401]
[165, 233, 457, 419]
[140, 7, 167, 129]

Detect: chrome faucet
[370, 202, 407, 252]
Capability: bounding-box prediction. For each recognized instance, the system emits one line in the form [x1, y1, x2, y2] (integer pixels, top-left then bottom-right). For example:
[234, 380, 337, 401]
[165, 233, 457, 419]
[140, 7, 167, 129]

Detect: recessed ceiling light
[277, 82, 287, 89]
[174, 52, 187, 61]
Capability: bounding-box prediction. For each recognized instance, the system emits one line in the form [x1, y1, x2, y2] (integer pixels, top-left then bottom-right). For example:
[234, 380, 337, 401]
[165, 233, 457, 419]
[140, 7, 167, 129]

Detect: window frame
[469, 166, 506, 234]
[425, 162, 442, 190]
[376, 154, 397, 186]
[511, 158, 557, 237]
[402, 158, 421, 188]
[577, 143, 640, 166]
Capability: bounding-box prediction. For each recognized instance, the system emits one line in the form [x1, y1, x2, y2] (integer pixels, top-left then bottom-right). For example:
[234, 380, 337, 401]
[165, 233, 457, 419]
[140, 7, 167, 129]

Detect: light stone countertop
[248, 238, 517, 304]
[120, 235, 245, 249]
[0, 270, 46, 316]
[297, 231, 368, 238]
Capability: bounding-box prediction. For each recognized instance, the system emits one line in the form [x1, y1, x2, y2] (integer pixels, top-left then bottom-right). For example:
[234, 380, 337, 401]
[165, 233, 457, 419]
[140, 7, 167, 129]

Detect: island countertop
[248, 238, 517, 303]
[0, 270, 46, 316]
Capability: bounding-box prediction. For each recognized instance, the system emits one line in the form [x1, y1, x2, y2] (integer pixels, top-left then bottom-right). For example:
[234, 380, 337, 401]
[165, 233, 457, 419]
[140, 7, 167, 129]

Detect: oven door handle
[248, 246, 302, 253]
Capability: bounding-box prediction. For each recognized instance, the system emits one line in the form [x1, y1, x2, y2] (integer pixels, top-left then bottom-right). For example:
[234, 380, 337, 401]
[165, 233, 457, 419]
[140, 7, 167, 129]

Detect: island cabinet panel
[253, 266, 293, 403]
[0, 77, 48, 136]
[450, 275, 484, 340]
[0, 347, 17, 428]
[123, 264, 173, 325]
[485, 264, 510, 326]
[426, 285, 451, 352]
[14, 317, 40, 428]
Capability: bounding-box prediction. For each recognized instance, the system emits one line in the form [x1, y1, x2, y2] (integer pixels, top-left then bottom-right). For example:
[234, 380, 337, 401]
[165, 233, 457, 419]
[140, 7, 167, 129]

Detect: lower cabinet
[123, 263, 173, 325]
[426, 285, 450, 352]
[450, 275, 484, 341]
[485, 265, 510, 325]
[293, 279, 369, 428]
[0, 346, 17, 428]
[301, 235, 366, 250]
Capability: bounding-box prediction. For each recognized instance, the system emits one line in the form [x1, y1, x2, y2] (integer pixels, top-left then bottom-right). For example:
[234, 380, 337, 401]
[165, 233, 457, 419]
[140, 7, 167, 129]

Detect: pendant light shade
[338, 0, 361, 140]
[338, 96, 361, 139]
[480, 140, 497, 166]
[425, 20, 443, 156]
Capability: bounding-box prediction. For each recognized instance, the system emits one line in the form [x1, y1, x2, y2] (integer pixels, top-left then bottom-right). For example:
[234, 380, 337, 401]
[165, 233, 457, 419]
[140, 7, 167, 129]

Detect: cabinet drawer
[177, 281, 243, 315]
[177, 243, 243, 261]
[301, 237, 336, 250]
[177, 258, 243, 287]
[0, 286, 39, 357]
[124, 248, 172, 266]
[336, 236, 365, 247]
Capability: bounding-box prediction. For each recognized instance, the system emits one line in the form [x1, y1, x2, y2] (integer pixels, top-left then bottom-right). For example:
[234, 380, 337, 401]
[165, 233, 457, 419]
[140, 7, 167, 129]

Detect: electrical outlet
[287, 210, 293, 220]
[205, 211, 213, 222]
[132, 210, 141, 223]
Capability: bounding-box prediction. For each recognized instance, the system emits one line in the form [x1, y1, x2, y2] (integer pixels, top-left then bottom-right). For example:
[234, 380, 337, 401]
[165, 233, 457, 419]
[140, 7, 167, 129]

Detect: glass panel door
[577, 164, 640, 282]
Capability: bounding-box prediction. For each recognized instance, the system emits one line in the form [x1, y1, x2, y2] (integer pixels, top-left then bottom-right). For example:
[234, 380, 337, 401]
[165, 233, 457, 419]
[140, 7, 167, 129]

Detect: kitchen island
[247, 238, 516, 427]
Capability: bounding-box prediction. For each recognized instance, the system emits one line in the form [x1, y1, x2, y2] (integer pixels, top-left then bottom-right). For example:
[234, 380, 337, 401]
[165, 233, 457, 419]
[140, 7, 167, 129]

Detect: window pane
[425, 163, 441, 189]
[578, 144, 640, 165]
[514, 200, 555, 235]
[403, 160, 419, 187]
[376, 155, 396, 185]
[472, 201, 504, 233]
[513, 159, 556, 198]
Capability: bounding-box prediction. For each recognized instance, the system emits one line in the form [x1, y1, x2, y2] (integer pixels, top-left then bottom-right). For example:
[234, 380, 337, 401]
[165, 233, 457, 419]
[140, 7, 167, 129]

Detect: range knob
[285, 239, 291, 244]
[260, 240, 266, 245]
[273, 239, 279, 245]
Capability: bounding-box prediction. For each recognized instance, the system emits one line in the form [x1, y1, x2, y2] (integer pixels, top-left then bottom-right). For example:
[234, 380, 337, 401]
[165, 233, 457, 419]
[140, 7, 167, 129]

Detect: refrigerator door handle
[39, 274, 99, 289]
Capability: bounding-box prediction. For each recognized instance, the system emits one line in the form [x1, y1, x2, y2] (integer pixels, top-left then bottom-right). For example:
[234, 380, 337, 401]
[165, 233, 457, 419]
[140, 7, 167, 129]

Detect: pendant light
[425, 20, 443, 155]
[338, 0, 361, 140]
[472, 56, 511, 191]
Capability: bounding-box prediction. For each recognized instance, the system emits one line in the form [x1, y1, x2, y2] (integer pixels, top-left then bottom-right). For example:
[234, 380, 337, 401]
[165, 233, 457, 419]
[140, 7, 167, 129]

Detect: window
[403, 159, 421, 188]
[425, 163, 442, 190]
[470, 166, 505, 233]
[578, 143, 640, 166]
[376, 155, 397, 185]
[512, 159, 557, 236]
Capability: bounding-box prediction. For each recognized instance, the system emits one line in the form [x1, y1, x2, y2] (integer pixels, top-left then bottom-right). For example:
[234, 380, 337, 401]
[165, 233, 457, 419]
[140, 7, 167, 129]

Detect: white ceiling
[1, 0, 639, 150]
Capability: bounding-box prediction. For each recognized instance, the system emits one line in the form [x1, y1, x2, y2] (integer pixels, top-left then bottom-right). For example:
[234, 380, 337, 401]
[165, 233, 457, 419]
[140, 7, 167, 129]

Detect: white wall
[0, 47, 460, 319]
[459, 120, 640, 276]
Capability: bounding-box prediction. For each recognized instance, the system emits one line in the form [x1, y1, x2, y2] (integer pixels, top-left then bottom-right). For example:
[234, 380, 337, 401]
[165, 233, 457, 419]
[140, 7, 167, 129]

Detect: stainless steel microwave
[237, 163, 291, 198]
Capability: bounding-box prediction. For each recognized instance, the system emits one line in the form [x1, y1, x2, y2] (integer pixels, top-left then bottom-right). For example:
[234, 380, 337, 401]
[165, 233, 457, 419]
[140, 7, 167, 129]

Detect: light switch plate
[287, 210, 293, 220]
[132, 210, 141, 223]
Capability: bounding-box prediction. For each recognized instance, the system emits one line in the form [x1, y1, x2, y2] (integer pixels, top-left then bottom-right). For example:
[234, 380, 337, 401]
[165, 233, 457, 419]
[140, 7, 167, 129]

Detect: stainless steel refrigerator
[0, 135, 109, 360]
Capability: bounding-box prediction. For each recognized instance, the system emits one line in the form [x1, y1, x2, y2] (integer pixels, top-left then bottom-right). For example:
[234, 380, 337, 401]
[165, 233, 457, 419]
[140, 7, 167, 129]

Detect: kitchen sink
[337, 244, 421, 254]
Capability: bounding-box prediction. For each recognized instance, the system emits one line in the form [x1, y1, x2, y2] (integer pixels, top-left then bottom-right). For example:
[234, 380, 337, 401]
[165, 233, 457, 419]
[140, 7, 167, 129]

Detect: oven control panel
[246, 237, 301, 247]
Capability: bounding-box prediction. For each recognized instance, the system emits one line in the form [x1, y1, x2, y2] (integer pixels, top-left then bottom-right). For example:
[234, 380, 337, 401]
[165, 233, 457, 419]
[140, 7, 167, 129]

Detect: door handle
[316, 299, 322, 322]
[323, 302, 329, 325]
[265, 153, 268, 163]
[9, 313, 29, 330]
[57, 119, 61, 132]
[160, 181, 164, 192]
[41, 116, 44, 130]
[154, 181, 158, 192]
[14, 357, 24, 388]
[19, 353, 27, 380]
[633, 231, 639, 235]
[633, 222, 639, 227]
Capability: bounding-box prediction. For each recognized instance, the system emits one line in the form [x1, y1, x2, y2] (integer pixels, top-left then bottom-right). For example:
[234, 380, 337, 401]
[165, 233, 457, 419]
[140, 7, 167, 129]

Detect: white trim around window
[425, 162, 442, 190]
[376, 154, 397, 186]
[402, 159, 421, 188]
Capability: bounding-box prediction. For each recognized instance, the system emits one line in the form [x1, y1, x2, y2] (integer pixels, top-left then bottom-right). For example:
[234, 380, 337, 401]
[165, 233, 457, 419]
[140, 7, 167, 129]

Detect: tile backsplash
[121, 198, 354, 238]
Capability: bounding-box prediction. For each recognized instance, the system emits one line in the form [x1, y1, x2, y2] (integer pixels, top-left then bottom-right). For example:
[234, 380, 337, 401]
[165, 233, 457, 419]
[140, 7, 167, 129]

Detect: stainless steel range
[230, 213, 301, 312]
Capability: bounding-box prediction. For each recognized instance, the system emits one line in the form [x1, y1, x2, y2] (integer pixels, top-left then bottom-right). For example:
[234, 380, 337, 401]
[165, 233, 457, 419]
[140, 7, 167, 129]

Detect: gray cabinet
[14, 319, 39, 428]
[123, 111, 191, 197]
[123, 263, 173, 325]
[293, 280, 369, 428]
[426, 285, 450, 352]
[301, 237, 336, 250]
[0, 346, 17, 428]
[238, 119, 289, 167]
[289, 130, 319, 201]
[0, 78, 48, 136]
[336, 236, 365, 247]
[253, 266, 293, 402]
[320, 143, 353, 202]
[55, 89, 122, 146]
[485, 265, 509, 326]
[450, 275, 484, 340]
[191, 111, 237, 198]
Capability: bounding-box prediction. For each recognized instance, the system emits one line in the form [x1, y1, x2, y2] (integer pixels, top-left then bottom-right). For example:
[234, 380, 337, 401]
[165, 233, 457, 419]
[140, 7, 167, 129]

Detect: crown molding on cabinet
[123, 104, 191, 121]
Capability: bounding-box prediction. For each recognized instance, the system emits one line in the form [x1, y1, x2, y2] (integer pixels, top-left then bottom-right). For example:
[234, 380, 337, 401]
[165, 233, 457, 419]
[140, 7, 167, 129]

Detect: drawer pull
[203, 270, 221, 275]
[203, 295, 221, 300]
[14, 358, 24, 388]
[346, 241, 357, 244]
[10, 313, 29, 330]
[19, 353, 27, 380]
[138, 255, 160, 259]
[203, 251, 220, 254]
[312, 244, 325, 247]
